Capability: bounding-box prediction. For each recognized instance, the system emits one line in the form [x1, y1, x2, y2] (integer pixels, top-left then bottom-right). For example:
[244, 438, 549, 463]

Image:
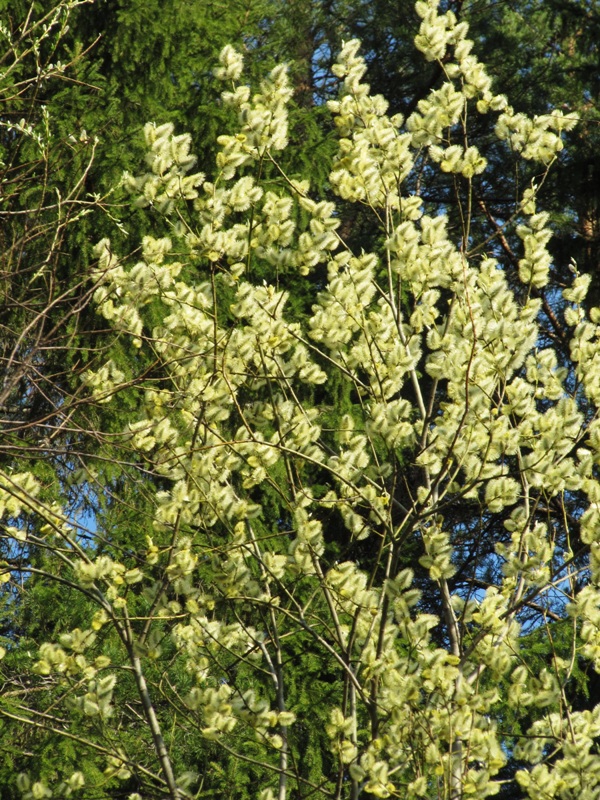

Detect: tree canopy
[2, 1, 600, 800]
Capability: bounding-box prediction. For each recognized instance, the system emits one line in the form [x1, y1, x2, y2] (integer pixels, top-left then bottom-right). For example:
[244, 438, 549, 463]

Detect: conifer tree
[0, 0, 106, 476]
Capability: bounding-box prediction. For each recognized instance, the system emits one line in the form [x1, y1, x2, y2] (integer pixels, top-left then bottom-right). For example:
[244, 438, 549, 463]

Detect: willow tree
[2, 1, 599, 799]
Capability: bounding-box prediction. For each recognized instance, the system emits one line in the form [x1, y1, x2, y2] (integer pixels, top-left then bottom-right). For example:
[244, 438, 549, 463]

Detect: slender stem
[129, 651, 181, 800]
